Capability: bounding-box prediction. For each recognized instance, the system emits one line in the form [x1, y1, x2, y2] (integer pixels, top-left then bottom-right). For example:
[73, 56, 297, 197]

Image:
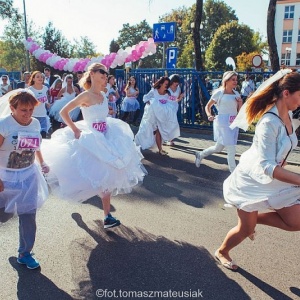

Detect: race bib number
[159, 99, 167, 104]
[17, 132, 40, 150]
[229, 115, 236, 124]
[38, 95, 48, 103]
[92, 121, 107, 133]
[169, 95, 177, 101]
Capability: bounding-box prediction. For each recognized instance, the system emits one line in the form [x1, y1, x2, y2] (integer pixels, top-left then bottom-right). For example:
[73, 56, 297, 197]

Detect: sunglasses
[94, 69, 108, 76]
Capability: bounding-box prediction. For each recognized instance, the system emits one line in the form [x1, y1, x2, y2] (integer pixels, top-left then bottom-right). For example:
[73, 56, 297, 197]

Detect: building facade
[276, 0, 300, 68]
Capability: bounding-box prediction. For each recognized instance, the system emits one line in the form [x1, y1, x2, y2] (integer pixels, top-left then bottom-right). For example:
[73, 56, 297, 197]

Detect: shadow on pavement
[82, 195, 116, 213]
[9, 257, 73, 300]
[290, 287, 300, 297]
[71, 213, 250, 300]
[139, 151, 228, 208]
[237, 267, 293, 300]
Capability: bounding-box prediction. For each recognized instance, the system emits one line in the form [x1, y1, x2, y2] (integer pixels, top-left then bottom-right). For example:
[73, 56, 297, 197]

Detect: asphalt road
[1, 137, 300, 300]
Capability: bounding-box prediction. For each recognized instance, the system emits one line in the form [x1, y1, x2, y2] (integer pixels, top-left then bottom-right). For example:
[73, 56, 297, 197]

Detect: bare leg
[217, 209, 258, 267]
[155, 130, 162, 152]
[257, 205, 300, 231]
[100, 192, 111, 217]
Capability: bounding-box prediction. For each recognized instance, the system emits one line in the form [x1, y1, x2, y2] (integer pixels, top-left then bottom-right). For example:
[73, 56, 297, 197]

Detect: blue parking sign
[153, 22, 176, 43]
[166, 47, 178, 68]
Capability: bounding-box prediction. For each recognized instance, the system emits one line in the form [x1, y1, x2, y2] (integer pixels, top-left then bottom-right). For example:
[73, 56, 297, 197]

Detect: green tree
[201, 0, 238, 51]
[159, 6, 194, 68]
[205, 21, 256, 70]
[73, 36, 97, 58]
[33, 21, 72, 72]
[109, 39, 120, 54]
[116, 20, 160, 68]
[0, 14, 38, 71]
[0, 0, 21, 20]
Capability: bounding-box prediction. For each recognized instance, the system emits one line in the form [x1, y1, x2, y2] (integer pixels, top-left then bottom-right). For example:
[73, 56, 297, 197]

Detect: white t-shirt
[28, 85, 49, 117]
[0, 115, 41, 169]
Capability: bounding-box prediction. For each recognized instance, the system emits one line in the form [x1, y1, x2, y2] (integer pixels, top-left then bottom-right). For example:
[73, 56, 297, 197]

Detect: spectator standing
[43, 67, 56, 87]
[0, 75, 13, 95]
[16, 71, 31, 89]
[241, 74, 255, 102]
[121, 76, 140, 126]
[28, 71, 50, 138]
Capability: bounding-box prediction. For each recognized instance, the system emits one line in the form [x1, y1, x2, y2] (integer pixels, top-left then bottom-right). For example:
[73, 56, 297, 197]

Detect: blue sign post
[166, 47, 178, 69]
[153, 22, 176, 43]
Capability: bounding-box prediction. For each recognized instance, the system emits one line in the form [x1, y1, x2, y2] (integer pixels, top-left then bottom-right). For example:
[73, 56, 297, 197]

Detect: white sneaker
[195, 151, 203, 168]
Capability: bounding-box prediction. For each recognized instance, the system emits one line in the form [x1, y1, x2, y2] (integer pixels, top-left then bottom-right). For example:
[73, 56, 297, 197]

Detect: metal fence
[115, 68, 274, 130]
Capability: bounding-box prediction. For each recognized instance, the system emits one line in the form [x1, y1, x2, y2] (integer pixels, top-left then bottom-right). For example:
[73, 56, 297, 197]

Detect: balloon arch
[23, 37, 157, 72]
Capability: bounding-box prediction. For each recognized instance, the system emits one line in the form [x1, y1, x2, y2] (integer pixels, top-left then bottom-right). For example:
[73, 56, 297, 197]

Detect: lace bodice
[81, 94, 109, 128]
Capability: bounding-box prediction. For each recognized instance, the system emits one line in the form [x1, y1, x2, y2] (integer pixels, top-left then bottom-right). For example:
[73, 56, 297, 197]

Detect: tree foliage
[159, 6, 194, 68]
[0, 0, 21, 21]
[72, 36, 97, 58]
[205, 21, 257, 70]
[116, 20, 161, 68]
[236, 52, 265, 71]
[201, 0, 238, 51]
[0, 13, 39, 71]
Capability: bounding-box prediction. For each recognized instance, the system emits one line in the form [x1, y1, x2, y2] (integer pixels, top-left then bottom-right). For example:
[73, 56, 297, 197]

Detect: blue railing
[115, 68, 275, 129]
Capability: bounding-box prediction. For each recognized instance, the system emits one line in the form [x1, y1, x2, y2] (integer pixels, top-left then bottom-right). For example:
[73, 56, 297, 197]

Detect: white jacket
[239, 105, 298, 184]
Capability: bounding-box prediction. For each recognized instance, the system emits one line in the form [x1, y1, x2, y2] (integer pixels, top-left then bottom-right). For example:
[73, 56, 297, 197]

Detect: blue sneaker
[104, 213, 121, 229]
[17, 253, 40, 269]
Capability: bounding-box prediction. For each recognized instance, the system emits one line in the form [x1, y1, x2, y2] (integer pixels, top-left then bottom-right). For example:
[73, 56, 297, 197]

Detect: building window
[298, 30, 300, 42]
[283, 30, 293, 43]
[284, 5, 295, 19]
[282, 52, 291, 66]
[296, 54, 300, 65]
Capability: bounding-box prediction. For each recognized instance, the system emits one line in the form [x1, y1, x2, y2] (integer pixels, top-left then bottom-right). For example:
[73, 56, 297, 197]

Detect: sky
[0, 0, 269, 55]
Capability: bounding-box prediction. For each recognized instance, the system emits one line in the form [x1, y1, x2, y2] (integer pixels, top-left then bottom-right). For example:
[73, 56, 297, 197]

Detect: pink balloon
[139, 46, 145, 54]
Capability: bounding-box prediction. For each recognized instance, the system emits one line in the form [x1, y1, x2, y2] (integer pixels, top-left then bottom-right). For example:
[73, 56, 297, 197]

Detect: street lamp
[23, 0, 30, 71]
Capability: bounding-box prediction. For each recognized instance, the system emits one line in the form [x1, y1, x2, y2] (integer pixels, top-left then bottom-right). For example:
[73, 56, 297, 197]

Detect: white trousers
[202, 142, 236, 172]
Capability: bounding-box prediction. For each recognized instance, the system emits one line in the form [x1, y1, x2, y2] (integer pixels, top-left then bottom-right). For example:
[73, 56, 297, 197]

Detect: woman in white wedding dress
[42, 63, 147, 229]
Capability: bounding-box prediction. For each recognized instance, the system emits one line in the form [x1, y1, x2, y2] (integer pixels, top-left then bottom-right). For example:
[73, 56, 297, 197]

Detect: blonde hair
[221, 71, 238, 88]
[79, 63, 107, 90]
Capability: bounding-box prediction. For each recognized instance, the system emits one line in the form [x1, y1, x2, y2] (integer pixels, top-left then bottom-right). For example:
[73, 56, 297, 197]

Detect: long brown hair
[28, 71, 42, 86]
[246, 70, 300, 124]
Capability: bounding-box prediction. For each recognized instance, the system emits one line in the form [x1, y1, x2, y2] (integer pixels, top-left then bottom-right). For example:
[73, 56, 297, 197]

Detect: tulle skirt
[42, 118, 147, 202]
[49, 98, 81, 122]
[121, 97, 140, 112]
[0, 164, 49, 215]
